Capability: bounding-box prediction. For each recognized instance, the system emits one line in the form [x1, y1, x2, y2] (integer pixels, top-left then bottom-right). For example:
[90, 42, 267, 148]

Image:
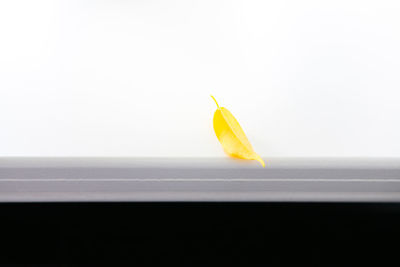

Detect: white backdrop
[1, 0, 400, 157]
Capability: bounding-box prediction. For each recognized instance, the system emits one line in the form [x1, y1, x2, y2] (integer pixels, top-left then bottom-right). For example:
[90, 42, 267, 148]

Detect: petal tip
[253, 155, 265, 167]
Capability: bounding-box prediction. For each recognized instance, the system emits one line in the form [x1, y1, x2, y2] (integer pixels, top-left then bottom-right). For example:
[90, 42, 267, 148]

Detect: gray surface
[0, 157, 400, 202]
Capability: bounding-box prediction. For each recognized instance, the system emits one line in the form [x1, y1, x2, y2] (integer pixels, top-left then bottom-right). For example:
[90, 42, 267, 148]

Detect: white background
[1, 0, 399, 157]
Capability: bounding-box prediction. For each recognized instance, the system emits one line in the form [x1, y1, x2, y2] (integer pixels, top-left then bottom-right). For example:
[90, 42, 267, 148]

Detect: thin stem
[210, 95, 220, 108]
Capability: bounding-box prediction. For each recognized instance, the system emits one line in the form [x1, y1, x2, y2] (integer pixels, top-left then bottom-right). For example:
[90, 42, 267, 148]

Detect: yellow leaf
[211, 95, 265, 167]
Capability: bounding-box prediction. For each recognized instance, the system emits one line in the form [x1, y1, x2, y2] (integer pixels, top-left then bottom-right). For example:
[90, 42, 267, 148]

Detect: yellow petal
[211, 95, 265, 167]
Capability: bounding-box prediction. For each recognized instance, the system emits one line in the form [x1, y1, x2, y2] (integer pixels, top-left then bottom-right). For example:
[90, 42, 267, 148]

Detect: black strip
[0, 202, 399, 266]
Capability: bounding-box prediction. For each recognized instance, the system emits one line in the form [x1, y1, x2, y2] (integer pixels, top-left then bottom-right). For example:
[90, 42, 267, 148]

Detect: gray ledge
[0, 157, 399, 202]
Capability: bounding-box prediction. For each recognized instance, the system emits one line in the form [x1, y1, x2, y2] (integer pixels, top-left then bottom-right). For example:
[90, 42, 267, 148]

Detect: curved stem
[210, 95, 220, 108]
